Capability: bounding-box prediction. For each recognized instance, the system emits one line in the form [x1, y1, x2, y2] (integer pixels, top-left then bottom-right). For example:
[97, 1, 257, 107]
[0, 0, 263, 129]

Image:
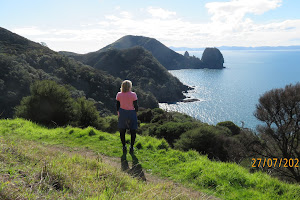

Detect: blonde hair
[121, 80, 132, 92]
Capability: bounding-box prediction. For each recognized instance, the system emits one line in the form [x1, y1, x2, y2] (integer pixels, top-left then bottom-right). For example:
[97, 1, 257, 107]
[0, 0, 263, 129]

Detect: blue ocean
[159, 50, 300, 130]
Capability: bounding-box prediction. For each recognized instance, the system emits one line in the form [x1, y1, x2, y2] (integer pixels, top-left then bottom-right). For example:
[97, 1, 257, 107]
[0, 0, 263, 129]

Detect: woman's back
[116, 91, 137, 111]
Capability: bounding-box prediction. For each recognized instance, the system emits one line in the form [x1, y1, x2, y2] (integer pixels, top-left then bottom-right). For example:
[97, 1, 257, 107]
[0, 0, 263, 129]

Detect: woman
[116, 80, 138, 153]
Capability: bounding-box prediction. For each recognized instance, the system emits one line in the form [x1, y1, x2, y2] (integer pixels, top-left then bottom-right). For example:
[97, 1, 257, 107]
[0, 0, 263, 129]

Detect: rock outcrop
[201, 48, 224, 69]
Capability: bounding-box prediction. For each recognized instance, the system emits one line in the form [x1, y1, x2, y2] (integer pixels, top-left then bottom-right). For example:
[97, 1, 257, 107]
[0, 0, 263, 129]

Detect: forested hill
[0, 27, 159, 118]
[61, 35, 224, 70]
[64, 46, 189, 102]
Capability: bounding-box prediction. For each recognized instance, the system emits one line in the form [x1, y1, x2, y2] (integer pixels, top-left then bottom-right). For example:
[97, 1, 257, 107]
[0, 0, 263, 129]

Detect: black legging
[120, 129, 136, 147]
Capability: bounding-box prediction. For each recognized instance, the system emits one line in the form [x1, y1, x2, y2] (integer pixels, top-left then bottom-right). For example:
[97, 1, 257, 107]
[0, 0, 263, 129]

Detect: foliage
[149, 122, 200, 146]
[15, 80, 76, 126]
[14, 80, 106, 129]
[137, 108, 153, 123]
[254, 83, 300, 182]
[72, 46, 189, 102]
[157, 139, 169, 150]
[217, 121, 241, 135]
[0, 27, 159, 118]
[102, 115, 119, 133]
[140, 108, 258, 165]
[174, 124, 231, 161]
[74, 97, 103, 129]
[1, 118, 300, 200]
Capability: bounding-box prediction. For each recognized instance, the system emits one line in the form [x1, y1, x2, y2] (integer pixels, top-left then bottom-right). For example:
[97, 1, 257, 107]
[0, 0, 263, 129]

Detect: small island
[201, 47, 225, 69]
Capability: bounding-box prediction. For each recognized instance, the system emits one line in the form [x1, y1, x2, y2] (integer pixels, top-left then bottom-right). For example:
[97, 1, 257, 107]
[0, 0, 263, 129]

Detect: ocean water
[159, 50, 300, 130]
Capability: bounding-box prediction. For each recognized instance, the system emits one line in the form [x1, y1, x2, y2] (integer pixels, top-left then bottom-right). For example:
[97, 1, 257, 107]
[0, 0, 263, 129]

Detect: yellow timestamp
[252, 158, 299, 168]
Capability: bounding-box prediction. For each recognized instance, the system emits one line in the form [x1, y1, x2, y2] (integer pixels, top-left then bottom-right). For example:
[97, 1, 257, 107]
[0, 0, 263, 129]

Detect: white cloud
[12, 27, 49, 36]
[205, 0, 282, 34]
[120, 11, 132, 19]
[105, 15, 119, 21]
[11, 3, 300, 53]
[147, 7, 176, 19]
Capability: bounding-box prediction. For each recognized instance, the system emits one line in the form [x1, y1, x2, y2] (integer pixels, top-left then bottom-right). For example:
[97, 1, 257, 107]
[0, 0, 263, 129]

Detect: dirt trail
[46, 144, 220, 200]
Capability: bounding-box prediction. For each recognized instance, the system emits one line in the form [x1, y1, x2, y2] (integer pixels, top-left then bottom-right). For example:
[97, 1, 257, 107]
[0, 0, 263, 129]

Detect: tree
[217, 121, 240, 135]
[15, 80, 76, 126]
[254, 83, 300, 182]
[15, 80, 105, 129]
[75, 97, 102, 128]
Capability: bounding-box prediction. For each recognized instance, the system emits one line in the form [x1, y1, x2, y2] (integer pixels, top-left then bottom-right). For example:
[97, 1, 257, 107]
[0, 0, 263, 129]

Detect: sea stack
[201, 47, 224, 69]
[184, 51, 190, 57]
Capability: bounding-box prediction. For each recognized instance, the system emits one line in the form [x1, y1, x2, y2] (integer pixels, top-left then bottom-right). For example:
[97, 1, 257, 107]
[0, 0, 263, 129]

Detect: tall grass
[0, 136, 199, 199]
[1, 118, 300, 199]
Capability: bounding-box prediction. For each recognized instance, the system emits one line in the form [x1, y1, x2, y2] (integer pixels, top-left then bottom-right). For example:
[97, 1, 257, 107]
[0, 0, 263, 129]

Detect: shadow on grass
[121, 150, 146, 181]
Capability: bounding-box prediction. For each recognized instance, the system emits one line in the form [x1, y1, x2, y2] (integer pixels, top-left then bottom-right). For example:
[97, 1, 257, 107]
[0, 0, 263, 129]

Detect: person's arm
[116, 100, 120, 111]
[133, 100, 138, 112]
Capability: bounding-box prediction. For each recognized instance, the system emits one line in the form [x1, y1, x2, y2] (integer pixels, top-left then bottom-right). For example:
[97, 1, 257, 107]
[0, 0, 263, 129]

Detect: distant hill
[66, 35, 223, 70]
[0, 27, 158, 118]
[68, 46, 189, 102]
[170, 45, 300, 51]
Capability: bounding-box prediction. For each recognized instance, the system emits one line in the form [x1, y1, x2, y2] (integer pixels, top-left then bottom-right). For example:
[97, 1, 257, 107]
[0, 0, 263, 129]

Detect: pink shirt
[116, 91, 138, 110]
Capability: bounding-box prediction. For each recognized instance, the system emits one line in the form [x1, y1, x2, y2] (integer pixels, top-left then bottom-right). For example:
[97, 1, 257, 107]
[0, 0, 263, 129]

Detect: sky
[1, 0, 300, 53]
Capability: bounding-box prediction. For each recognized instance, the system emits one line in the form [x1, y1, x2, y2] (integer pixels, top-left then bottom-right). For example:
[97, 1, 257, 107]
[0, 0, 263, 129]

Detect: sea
[159, 50, 300, 130]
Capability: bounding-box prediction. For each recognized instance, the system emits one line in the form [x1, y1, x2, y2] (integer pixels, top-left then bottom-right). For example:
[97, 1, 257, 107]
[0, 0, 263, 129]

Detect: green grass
[1, 118, 300, 200]
[0, 134, 197, 199]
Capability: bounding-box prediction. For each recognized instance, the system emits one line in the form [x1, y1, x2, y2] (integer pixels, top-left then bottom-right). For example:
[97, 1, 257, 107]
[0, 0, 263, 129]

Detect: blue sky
[1, 0, 300, 53]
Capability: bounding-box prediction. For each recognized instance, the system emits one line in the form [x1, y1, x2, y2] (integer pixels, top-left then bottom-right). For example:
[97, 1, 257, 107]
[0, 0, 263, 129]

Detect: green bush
[217, 121, 240, 135]
[15, 80, 76, 126]
[103, 115, 119, 133]
[137, 109, 153, 123]
[146, 143, 154, 150]
[152, 108, 164, 114]
[88, 129, 96, 136]
[174, 125, 231, 161]
[136, 142, 143, 149]
[149, 122, 200, 146]
[157, 139, 169, 150]
[15, 80, 104, 128]
[99, 135, 106, 140]
[75, 97, 102, 129]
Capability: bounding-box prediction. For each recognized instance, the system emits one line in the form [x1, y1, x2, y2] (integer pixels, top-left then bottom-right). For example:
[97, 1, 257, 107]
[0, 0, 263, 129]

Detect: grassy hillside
[1, 118, 299, 200]
[0, 135, 199, 199]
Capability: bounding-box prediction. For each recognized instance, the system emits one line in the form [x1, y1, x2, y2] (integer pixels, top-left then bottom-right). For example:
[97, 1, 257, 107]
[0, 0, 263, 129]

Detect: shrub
[15, 80, 76, 126]
[75, 97, 102, 129]
[103, 115, 119, 133]
[157, 139, 169, 150]
[136, 142, 143, 149]
[149, 122, 200, 146]
[99, 135, 106, 140]
[217, 121, 240, 135]
[152, 108, 164, 114]
[137, 109, 153, 123]
[15, 80, 104, 129]
[88, 129, 96, 136]
[146, 143, 154, 150]
[174, 125, 231, 161]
